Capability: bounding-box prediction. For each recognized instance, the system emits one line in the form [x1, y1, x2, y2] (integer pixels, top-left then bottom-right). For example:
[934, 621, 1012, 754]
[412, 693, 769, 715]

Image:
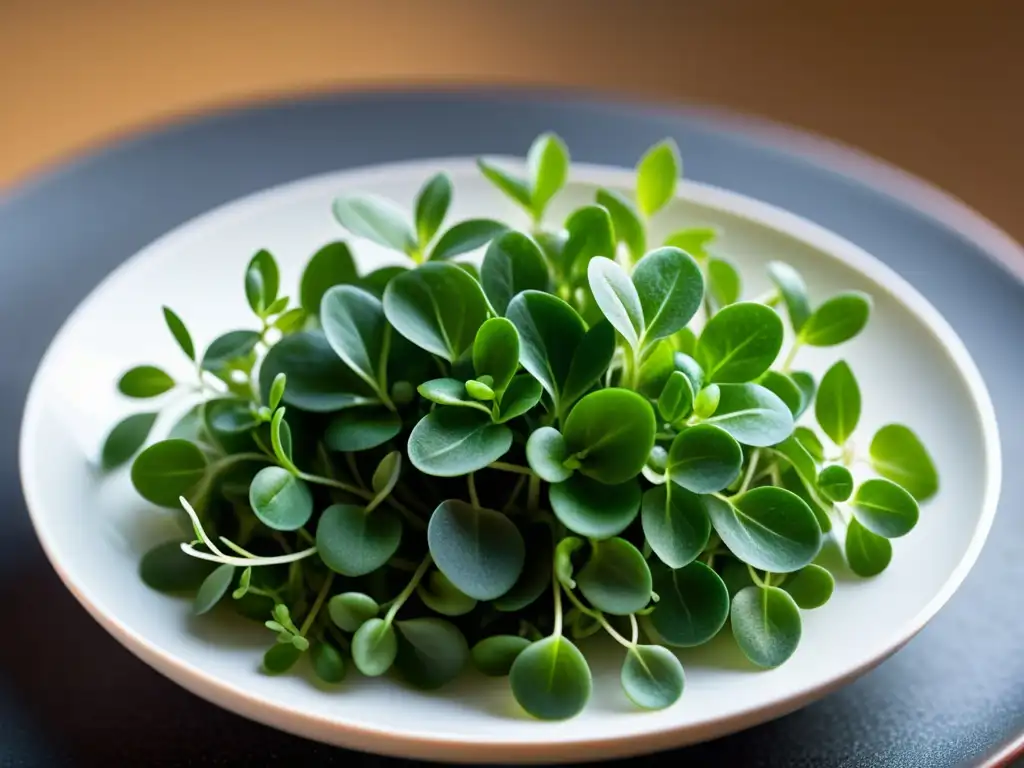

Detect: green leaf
[667, 423, 743, 493]
[758, 370, 803, 417]
[658, 371, 694, 424]
[549, 475, 641, 540]
[270, 408, 293, 464]
[636, 138, 680, 217]
[194, 564, 235, 615]
[371, 450, 402, 497]
[472, 635, 531, 676]
[263, 642, 303, 675]
[596, 188, 645, 262]
[560, 320, 616, 413]
[465, 380, 494, 401]
[324, 407, 402, 452]
[429, 219, 508, 261]
[417, 378, 492, 416]
[321, 285, 390, 396]
[777, 465, 832, 535]
[845, 518, 892, 577]
[249, 467, 313, 531]
[351, 618, 398, 676]
[201, 331, 261, 376]
[163, 306, 195, 361]
[131, 439, 207, 507]
[730, 586, 801, 668]
[273, 308, 307, 334]
[102, 412, 158, 470]
[817, 465, 853, 502]
[815, 360, 860, 446]
[268, 373, 287, 411]
[526, 427, 573, 483]
[139, 540, 217, 593]
[563, 388, 656, 484]
[317, 503, 402, 576]
[245, 249, 280, 315]
[645, 560, 729, 647]
[633, 246, 704, 343]
[692, 384, 720, 420]
[717, 557, 755, 598]
[408, 407, 512, 476]
[695, 302, 784, 383]
[577, 537, 652, 615]
[205, 398, 259, 442]
[299, 241, 358, 314]
[328, 592, 379, 632]
[478, 159, 532, 209]
[791, 371, 816, 419]
[495, 523, 552, 612]
[259, 331, 378, 412]
[415, 172, 453, 247]
[357, 265, 407, 300]
[118, 365, 175, 398]
[417, 570, 477, 617]
[766, 261, 812, 332]
[641, 482, 711, 568]
[621, 645, 685, 710]
[869, 424, 939, 502]
[509, 636, 591, 720]
[781, 564, 834, 609]
[394, 618, 469, 690]
[555, 536, 584, 588]
[850, 478, 919, 538]
[332, 194, 417, 254]
[587, 256, 644, 351]
[473, 317, 519, 394]
[799, 291, 872, 346]
[707, 256, 741, 309]
[663, 227, 716, 259]
[311, 641, 347, 684]
[383, 262, 490, 362]
[480, 231, 550, 316]
[705, 487, 821, 572]
[703, 383, 794, 447]
[527, 132, 570, 217]
[561, 205, 615, 282]
[794, 426, 824, 462]
[495, 374, 544, 423]
[427, 499, 525, 600]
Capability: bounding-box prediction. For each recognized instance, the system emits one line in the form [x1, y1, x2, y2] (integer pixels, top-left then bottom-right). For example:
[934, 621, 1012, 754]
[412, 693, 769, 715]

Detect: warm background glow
[1, 0, 1020, 238]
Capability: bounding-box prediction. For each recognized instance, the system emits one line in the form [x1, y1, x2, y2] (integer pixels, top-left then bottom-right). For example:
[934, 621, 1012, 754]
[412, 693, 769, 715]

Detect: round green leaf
[663, 227, 716, 260]
[356, 265, 407, 300]
[815, 360, 860, 446]
[694, 302, 783, 383]
[526, 427, 573, 483]
[850, 478, 919, 538]
[845, 518, 893, 577]
[480, 231, 550, 316]
[472, 635, 531, 677]
[657, 371, 694, 424]
[667, 423, 743, 493]
[766, 261, 812, 332]
[636, 138, 680, 217]
[528, 131, 569, 216]
[351, 618, 398, 677]
[311, 640, 347, 684]
[560, 319, 616, 413]
[333, 193, 416, 254]
[631, 246, 704, 343]
[777, 464, 833, 535]
[705, 487, 821, 573]
[562, 388, 656, 484]
[494, 523, 552, 612]
[673, 352, 704, 394]
[415, 172, 453, 246]
[645, 560, 729, 647]
[561, 205, 615, 282]
[817, 464, 853, 503]
[408, 407, 512, 476]
[509, 636, 592, 720]
[163, 306, 195, 361]
[299, 241, 357, 314]
[324, 407, 402, 452]
[730, 586, 802, 668]
[703, 383, 794, 447]
[473, 317, 519, 394]
[328, 592, 379, 632]
[781, 564, 834, 609]
[139, 540, 217, 593]
[707, 256, 741, 309]
[102, 411, 158, 470]
[317, 503, 402, 577]
[371, 450, 402, 496]
[429, 218, 508, 262]
[131, 439, 207, 508]
[597, 188, 645, 262]
[259, 330, 378, 412]
[263, 642, 303, 675]
[417, 570, 477, 617]
[791, 371, 816, 418]
[692, 384, 721, 419]
[636, 340, 674, 399]
[759, 370, 803, 417]
[248, 467, 313, 531]
[641, 482, 711, 568]
[417, 378, 492, 415]
[799, 291, 872, 346]
[193, 563, 235, 615]
[205, 397, 259, 436]
[245, 249, 280, 314]
[118, 365, 175, 398]
[549, 475, 640, 539]
[576, 537, 652, 615]
[427, 499, 525, 600]
[621, 645, 685, 710]
[496, 374, 544, 423]
[383, 262, 490, 362]
[394, 618, 469, 690]
[587, 256, 644, 351]
[321, 284, 389, 396]
[869, 424, 939, 502]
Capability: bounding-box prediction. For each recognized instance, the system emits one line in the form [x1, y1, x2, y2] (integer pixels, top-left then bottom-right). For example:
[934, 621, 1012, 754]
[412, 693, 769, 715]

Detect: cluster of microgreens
[102, 132, 939, 720]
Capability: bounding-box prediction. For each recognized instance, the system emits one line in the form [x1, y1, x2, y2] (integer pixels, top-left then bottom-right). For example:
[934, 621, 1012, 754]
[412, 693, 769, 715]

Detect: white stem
[179, 543, 318, 568]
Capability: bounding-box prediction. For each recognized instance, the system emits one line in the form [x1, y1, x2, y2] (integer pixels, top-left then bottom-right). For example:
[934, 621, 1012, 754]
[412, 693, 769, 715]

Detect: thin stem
[387, 557, 419, 572]
[383, 554, 432, 627]
[297, 472, 372, 500]
[209, 453, 271, 473]
[527, 474, 541, 513]
[597, 613, 634, 649]
[467, 473, 480, 508]
[747, 564, 766, 588]
[252, 432, 276, 460]
[181, 543, 317, 568]
[552, 564, 564, 636]
[629, 614, 639, 645]
[738, 449, 761, 494]
[781, 342, 802, 372]
[300, 573, 334, 637]
[488, 461, 533, 475]
[560, 582, 599, 620]
[219, 537, 259, 558]
[501, 475, 528, 514]
[344, 453, 366, 490]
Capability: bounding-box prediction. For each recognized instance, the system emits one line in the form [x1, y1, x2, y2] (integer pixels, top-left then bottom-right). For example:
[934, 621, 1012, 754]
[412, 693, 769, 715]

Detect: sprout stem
[488, 461, 533, 475]
[383, 554, 432, 627]
[467, 473, 480, 508]
[300, 573, 334, 637]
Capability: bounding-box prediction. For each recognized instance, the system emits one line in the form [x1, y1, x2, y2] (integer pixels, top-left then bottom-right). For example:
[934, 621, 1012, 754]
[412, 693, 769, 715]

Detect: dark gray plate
[2, 89, 1022, 767]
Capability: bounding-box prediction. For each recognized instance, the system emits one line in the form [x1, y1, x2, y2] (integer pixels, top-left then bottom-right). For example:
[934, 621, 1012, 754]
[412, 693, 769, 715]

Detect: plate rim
[16, 154, 1003, 763]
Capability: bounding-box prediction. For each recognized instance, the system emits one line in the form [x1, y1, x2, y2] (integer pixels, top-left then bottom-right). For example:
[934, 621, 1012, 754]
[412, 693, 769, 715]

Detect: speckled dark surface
[1, 89, 1021, 767]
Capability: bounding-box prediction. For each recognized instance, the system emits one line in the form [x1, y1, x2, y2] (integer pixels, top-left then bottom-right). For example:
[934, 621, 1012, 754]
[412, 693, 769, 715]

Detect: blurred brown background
[2, 0, 1021, 238]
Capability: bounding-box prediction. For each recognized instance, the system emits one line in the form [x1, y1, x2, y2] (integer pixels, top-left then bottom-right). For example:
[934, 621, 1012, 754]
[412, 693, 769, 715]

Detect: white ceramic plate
[18, 158, 1000, 763]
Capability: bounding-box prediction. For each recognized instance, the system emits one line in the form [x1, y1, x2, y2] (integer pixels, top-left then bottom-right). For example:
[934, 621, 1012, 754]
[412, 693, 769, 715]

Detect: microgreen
[108, 133, 938, 719]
